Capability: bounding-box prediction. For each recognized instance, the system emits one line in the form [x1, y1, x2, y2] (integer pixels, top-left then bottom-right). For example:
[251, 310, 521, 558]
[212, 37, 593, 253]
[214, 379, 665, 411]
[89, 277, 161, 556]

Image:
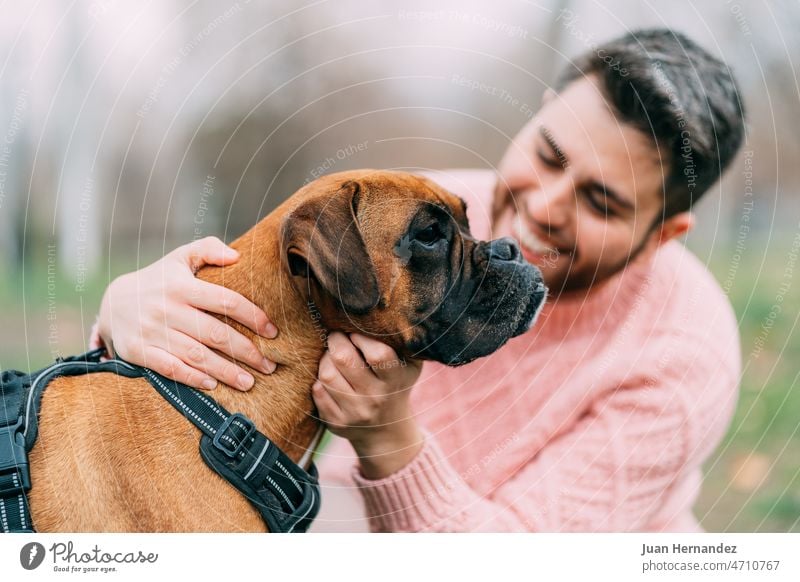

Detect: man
[93, 28, 745, 531]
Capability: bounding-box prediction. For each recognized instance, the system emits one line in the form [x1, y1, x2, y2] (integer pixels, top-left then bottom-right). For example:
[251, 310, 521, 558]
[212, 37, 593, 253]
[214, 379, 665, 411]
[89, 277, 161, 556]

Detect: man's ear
[281, 180, 381, 314]
[655, 211, 694, 245]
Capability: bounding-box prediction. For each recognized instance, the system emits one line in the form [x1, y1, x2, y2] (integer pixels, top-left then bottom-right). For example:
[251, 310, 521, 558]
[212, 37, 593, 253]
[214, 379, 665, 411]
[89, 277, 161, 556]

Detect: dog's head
[281, 170, 546, 366]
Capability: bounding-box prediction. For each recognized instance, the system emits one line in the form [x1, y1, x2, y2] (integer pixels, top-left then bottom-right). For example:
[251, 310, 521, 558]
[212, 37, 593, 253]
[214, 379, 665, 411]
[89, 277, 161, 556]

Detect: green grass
[0, 246, 158, 371]
[690, 234, 800, 532]
[2, 234, 798, 531]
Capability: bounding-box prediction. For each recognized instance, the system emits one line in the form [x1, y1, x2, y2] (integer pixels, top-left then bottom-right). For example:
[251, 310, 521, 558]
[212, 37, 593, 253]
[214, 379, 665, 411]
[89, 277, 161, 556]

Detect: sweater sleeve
[350, 331, 739, 532]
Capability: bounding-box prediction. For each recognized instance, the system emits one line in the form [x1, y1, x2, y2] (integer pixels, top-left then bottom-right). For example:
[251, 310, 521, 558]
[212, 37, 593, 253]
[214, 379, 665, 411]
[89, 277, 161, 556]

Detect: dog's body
[28, 170, 545, 532]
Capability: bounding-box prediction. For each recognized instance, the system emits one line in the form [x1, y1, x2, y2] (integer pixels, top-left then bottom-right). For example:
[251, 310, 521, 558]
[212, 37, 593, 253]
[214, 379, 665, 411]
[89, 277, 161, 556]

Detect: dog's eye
[415, 224, 443, 246]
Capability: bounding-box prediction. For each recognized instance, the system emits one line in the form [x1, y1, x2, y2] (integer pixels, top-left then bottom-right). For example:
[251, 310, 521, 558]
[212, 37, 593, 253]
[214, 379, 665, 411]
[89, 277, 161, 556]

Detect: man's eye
[415, 224, 443, 245]
[537, 150, 562, 169]
[585, 190, 614, 216]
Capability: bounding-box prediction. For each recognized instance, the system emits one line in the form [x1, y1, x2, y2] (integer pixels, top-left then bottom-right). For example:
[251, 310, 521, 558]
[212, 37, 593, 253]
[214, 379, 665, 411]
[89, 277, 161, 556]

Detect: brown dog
[28, 170, 545, 531]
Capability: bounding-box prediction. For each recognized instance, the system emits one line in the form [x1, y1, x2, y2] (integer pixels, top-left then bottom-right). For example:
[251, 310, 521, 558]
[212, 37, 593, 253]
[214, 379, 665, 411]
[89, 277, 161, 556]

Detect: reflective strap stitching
[10, 473, 25, 530]
[144, 370, 219, 435]
[0, 498, 8, 532]
[192, 391, 227, 420]
[17, 494, 25, 530]
[265, 475, 294, 511]
[275, 461, 303, 494]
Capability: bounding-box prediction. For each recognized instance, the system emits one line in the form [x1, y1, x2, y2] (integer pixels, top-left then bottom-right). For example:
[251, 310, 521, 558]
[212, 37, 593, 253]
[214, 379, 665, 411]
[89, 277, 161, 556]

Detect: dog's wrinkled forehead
[352, 172, 470, 237]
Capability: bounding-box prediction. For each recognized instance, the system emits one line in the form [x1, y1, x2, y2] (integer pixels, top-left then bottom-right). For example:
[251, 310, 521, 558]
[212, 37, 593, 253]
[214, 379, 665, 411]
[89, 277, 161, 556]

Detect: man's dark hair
[555, 28, 745, 219]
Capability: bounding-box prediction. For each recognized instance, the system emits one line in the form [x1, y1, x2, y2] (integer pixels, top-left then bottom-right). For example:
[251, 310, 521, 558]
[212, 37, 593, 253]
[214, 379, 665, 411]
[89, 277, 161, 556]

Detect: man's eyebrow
[539, 126, 569, 168]
[539, 125, 634, 211]
[587, 179, 635, 211]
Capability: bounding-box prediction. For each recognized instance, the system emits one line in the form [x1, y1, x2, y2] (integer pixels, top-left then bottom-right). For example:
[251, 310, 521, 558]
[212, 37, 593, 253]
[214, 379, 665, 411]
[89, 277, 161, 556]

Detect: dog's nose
[488, 237, 521, 262]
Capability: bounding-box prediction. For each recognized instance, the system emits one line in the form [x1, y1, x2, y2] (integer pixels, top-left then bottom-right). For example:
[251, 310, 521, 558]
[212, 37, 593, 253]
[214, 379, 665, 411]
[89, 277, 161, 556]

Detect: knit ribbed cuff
[350, 432, 465, 532]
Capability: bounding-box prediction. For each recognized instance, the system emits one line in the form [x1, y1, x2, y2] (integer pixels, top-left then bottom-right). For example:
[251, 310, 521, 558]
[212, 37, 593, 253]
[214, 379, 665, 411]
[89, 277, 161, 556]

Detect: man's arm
[346, 329, 739, 532]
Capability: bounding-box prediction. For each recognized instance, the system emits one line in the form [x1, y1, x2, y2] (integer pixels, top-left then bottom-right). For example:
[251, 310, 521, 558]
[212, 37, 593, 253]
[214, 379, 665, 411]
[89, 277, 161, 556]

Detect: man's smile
[511, 213, 573, 265]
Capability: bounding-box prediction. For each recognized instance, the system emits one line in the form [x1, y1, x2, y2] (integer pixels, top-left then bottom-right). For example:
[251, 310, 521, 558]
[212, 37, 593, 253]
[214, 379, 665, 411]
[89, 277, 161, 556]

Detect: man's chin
[520, 247, 617, 295]
[548, 262, 630, 295]
[532, 263, 583, 297]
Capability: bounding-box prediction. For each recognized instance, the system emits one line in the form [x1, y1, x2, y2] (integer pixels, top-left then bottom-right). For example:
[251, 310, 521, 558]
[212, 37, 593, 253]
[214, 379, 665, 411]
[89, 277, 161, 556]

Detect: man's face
[493, 76, 668, 294]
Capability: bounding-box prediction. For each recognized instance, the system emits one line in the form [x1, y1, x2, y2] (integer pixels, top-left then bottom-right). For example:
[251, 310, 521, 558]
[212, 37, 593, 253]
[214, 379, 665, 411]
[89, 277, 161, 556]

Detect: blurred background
[1, 0, 798, 531]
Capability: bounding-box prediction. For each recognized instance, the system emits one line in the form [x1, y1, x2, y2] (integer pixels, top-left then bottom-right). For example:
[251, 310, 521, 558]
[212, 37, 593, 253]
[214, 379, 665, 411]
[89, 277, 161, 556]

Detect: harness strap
[0, 421, 31, 533]
[140, 367, 320, 533]
[0, 350, 320, 533]
[1, 349, 135, 533]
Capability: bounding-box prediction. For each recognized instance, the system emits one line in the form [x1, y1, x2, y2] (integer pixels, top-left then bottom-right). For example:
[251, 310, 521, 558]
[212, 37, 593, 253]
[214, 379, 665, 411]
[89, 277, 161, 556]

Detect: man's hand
[95, 236, 277, 391]
[312, 332, 424, 479]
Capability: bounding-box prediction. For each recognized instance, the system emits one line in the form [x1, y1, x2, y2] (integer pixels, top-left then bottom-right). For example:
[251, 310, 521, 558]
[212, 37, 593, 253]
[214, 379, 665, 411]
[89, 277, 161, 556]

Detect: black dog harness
[0, 349, 320, 533]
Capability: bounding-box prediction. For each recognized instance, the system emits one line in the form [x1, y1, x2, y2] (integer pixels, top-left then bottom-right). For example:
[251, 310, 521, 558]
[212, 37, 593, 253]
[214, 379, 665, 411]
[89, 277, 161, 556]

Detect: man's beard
[553, 217, 659, 294]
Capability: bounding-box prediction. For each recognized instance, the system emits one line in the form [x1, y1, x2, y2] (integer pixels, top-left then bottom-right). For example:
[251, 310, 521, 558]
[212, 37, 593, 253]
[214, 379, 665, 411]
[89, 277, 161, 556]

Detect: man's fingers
[172, 308, 276, 374]
[187, 280, 277, 338]
[349, 333, 404, 382]
[177, 237, 278, 338]
[326, 332, 376, 389]
[141, 347, 218, 391]
[180, 236, 239, 271]
[311, 382, 344, 426]
[166, 330, 256, 391]
[317, 353, 355, 400]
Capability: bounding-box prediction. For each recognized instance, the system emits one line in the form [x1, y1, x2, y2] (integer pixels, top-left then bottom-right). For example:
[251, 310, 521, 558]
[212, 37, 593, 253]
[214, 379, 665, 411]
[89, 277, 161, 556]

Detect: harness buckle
[212, 413, 256, 458]
[0, 423, 31, 495]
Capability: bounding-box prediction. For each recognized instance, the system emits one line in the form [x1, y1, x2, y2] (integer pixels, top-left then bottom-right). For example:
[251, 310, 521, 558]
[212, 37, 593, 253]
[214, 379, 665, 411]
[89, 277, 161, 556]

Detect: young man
[92, 29, 745, 531]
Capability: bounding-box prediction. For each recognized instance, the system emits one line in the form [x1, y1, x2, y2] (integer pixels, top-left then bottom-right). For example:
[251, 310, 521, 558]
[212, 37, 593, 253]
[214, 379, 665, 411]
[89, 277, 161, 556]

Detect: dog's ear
[281, 180, 381, 314]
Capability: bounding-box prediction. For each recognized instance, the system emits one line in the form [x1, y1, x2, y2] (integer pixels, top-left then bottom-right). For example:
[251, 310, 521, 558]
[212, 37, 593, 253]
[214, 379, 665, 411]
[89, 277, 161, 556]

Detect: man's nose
[524, 175, 574, 231]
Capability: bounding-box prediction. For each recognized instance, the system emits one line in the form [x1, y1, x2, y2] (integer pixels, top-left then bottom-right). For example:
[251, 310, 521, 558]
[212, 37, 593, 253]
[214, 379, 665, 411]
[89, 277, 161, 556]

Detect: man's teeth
[514, 221, 556, 255]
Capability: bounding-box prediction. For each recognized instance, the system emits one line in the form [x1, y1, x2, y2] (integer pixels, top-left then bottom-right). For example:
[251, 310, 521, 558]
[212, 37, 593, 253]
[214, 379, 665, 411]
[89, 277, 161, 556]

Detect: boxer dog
[28, 170, 546, 531]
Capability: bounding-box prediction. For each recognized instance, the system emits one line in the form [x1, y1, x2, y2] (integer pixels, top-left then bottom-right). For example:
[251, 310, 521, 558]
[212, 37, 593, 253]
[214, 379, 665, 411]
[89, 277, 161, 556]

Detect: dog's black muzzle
[413, 237, 546, 366]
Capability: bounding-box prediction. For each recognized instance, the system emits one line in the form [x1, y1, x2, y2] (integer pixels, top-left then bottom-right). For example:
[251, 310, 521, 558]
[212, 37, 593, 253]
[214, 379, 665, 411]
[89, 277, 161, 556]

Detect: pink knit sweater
[315, 169, 741, 532]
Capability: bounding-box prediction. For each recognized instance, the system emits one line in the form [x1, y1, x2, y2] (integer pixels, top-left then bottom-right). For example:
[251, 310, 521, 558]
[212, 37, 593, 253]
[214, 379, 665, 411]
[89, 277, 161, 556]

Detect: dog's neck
[195, 216, 326, 466]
